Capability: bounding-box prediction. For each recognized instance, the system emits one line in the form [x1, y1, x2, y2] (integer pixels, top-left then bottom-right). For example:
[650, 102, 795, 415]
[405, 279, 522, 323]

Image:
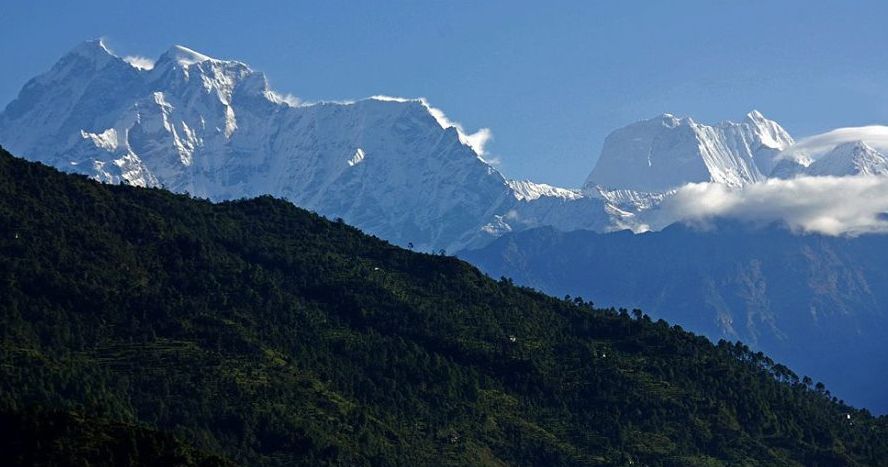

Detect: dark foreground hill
[0, 147, 885, 466]
[459, 223, 888, 413]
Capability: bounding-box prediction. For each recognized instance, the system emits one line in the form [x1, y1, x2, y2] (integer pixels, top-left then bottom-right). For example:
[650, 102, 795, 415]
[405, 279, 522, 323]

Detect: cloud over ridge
[781, 125, 888, 161]
[370, 95, 493, 160]
[652, 175, 888, 236]
[122, 55, 155, 70]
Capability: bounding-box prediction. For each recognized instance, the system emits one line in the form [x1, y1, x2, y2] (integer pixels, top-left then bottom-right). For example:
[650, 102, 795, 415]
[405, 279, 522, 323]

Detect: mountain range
[2, 147, 887, 465]
[4, 40, 888, 415]
[6, 40, 888, 253]
[0, 40, 610, 252]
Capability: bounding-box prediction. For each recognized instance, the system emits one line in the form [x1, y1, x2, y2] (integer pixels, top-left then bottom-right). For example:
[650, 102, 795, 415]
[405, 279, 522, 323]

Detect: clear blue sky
[2, 0, 888, 186]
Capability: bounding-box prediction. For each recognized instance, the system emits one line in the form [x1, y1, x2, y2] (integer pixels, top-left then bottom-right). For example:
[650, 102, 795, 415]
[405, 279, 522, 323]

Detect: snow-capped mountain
[583, 111, 795, 193]
[772, 140, 888, 178]
[8, 40, 887, 252]
[805, 140, 888, 176]
[0, 40, 611, 251]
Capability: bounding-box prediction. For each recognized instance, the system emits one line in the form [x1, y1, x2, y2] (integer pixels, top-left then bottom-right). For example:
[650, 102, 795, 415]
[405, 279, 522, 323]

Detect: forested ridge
[458, 220, 888, 414]
[0, 147, 885, 466]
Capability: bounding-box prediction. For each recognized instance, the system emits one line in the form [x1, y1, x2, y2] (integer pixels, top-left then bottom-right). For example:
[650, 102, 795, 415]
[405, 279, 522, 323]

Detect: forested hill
[0, 147, 885, 466]
[457, 222, 888, 413]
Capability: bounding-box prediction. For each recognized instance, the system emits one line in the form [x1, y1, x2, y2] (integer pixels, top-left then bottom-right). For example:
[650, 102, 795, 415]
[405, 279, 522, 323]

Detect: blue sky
[2, 0, 888, 186]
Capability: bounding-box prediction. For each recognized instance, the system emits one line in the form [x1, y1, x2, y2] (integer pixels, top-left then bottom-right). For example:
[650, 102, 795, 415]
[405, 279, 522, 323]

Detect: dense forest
[0, 147, 886, 466]
[458, 222, 888, 413]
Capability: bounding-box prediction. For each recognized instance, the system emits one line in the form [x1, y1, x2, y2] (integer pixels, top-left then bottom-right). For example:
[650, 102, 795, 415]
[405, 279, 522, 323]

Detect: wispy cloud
[123, 55, 155, 70]
[266, 90, 302, 107]
[781, 125, 888, 161]
[650, 175, 888, 236]
[423, 102, 493, 158]
[370, 95, 494, 159]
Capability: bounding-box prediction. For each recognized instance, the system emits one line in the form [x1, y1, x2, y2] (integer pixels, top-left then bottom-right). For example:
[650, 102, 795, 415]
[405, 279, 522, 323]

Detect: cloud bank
[651, 175, 888, 236]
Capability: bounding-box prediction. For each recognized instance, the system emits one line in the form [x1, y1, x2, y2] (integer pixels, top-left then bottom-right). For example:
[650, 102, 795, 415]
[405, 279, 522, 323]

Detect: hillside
[0, 408, 233, 466]
[0, 147, 886, 466]
[459, 223, 888, 414]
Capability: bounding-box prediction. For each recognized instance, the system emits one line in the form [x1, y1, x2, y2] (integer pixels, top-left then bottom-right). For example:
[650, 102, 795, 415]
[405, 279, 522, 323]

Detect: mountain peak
[156, 45, 214, 67]
[836, 139, 874, 152]
[70, 38, 113, 56]
[64, 39, 117, 67]
[806, 139, 888, 176]
[658, 113, 682, 127]
[584, 111, 791, 191]
[822, 140, 882, 163]
[745, 109, 767, 122]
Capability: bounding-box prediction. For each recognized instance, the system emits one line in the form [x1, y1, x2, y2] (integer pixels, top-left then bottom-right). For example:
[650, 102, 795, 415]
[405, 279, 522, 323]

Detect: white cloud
[266, 90, 302, 107]
[480, 152, 502, 167]
[370, 95, 494, 159]
[422, 101, 493, 157]
[650, 175, 888, 236]
[781, 125, 888, 161]
[123, 55, 155, 70]
[369, 95, 414, 103]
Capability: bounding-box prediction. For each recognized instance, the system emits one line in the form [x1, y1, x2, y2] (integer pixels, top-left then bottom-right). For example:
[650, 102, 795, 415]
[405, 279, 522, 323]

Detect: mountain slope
[0, 40, 612, 252]
[460, 221, 888, 413]
[1, 148, 886, 465]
